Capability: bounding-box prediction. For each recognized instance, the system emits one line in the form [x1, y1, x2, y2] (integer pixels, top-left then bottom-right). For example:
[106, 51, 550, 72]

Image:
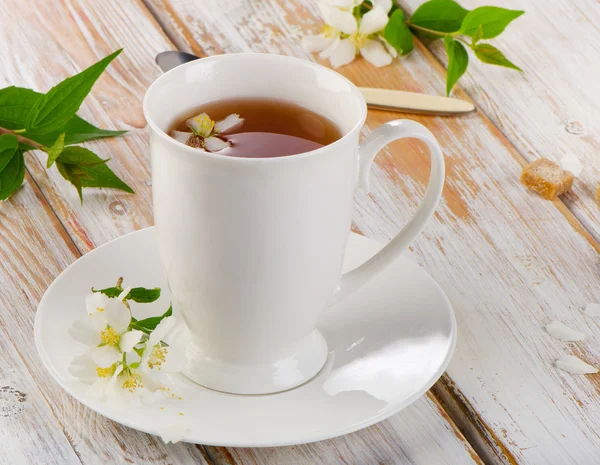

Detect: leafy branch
[0, 49, 133, 202]
[382, 0, 524, 95]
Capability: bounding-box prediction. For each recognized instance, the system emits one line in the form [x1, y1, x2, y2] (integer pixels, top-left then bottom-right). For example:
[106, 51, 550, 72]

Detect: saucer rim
[34, 227, 456, 447]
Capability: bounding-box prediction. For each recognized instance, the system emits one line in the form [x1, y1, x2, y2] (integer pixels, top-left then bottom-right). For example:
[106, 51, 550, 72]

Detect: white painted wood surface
[0, 0, 481, 464]
[402, 0, 600, 243]
[142, 0, 600, 464]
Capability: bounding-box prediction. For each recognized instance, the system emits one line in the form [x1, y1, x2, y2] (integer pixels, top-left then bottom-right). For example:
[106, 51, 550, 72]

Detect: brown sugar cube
[520, 158, 574, 200]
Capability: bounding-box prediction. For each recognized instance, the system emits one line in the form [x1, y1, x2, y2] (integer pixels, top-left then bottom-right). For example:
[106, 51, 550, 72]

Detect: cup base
[183, 329, 328, 395]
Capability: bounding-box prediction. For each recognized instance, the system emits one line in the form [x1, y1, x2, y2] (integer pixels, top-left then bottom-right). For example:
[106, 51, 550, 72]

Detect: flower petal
[91, 345, 122, 368]
[104, 298, 131, 334]
[380, 35, 398, 58]
[69, 354, 98, 383]
[69, 316, 103, 347]
[302, 34, 336, 53]
[149, 316, 177, 347]
[371, 0, 392, 13]
[328, 38, 357, 68]
[556, 355, 599, 374]
[326, 0, 360, 9]
[360, 39, 393, 67]
[359, 7, 389, 35]
[158, 423, 189, 444]
[171, 130, 192, 145]
[120, 330, 144, 353]
[204, 136, 230, 152]
[186, 113, 215, 138]
[86, 293, 110, 315]
[320, 4, 357, 34]
[118, 286, 131, 302]
[319, 36, 341, 59]
[214, 114, 244, 134]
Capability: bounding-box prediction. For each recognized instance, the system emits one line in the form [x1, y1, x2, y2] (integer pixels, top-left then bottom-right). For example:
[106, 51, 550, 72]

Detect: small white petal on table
[360, 39, 393, 67]
[359, 7, 389, 35]
[545, 321, 585, 341]
[556, 355, 599, 374]
[159, 423, 190, 444]
[585, 303, 600, 317]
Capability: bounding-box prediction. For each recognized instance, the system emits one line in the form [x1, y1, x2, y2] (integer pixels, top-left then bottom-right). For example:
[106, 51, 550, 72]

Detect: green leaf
[472, 25, 483, 45]
[135, 305, 173, 332]
[0, 148, 25, 201]
[0, 134, 18, 173]
[444, 36, 468, 96]
[56, 146, 133, 200]
[56, 162, 87, 201]
[460, 6, 524, 39]
[384, 10, 414, 55]
[92, 286, 161, 303]
[44, 132, 65, 168]
[0, 86, 126, 146]
[56, 146, 109, 166]
[25, 49, 122, 134]
[410, 0, 469, 33]
[473, 43, 522, 71]
[0, 86, 40, 130]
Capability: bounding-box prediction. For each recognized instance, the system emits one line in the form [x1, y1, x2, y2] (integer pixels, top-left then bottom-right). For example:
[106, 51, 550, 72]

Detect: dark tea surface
[168, 98, 342, 158]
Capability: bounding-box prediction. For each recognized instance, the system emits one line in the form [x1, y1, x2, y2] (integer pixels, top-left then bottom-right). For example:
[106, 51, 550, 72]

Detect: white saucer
[35, 228, 456, 447]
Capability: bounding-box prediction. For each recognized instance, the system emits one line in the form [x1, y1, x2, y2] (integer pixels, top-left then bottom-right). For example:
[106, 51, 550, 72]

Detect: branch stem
[0, 127, 43, 150]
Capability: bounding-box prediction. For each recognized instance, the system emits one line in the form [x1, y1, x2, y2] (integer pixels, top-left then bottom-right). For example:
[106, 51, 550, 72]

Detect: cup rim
[142, 53, 367, 164]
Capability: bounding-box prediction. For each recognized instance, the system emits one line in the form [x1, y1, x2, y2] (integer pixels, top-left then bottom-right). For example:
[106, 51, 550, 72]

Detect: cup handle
[329, 120, 445, 305]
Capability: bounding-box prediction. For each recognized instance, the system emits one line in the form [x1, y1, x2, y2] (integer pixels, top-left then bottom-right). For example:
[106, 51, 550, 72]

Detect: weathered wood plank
[401, 0, 600, 243]
[205, 394, 482, 465]
[0, 0, 476, 463]
[144, 0, 600, 464]
[0, 172, 210, 463]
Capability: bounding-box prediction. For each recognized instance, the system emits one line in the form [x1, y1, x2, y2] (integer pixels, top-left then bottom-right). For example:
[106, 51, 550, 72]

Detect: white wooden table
[1, 0, 599, 463]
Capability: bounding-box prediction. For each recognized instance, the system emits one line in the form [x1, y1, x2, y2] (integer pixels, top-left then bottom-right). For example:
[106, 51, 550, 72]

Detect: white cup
[143, 54, 445, 395]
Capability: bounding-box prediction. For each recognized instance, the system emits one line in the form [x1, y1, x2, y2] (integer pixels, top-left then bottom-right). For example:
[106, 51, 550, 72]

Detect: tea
[167, 98, 342, 158]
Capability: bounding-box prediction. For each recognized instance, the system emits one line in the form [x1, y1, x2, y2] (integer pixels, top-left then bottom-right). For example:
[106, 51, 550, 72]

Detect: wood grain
[143, 0, 600, 464]
[401, 0, 600, 243]
[0, 176, 211, 463]
[0, 0, 479, 463]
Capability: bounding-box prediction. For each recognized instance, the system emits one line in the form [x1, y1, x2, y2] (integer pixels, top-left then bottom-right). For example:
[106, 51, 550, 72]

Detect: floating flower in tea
[171, 112, 244, 152]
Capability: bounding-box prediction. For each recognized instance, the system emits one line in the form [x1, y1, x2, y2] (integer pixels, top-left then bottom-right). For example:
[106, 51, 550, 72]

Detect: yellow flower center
[121, 371, 143, 392]
[352, 33, 368, 49]
[322, 24, 338, 38]
[100, 327, 120, 346]
[95, 364, 116, 378]
[191, 114, 215, 138]
[148, 345, 168, 370]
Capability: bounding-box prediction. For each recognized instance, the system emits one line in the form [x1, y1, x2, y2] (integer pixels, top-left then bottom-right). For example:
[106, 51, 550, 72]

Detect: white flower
[70, 293, 137, 367]
[302, 0, 394, 68]
[140, 317, 185, 374]
[171, 113, 244, 152]
[69, 353, 119, 400]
